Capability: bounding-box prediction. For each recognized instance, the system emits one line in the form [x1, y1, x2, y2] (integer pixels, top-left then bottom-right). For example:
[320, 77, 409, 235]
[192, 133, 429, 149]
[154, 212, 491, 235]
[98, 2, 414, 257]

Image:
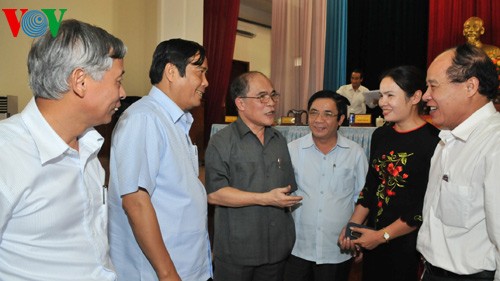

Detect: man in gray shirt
[205, 71, 302, 281]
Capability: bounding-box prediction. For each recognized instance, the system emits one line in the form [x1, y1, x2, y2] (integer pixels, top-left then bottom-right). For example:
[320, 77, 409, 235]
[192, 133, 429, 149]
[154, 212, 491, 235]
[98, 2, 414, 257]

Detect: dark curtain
[203, 0, 240, 145]
[427, 0, 500, 66]
[346, 0, 429, 90]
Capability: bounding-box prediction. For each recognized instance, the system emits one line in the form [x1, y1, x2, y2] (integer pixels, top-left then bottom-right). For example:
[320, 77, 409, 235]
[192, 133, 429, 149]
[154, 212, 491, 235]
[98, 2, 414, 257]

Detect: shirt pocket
[331, 167, 355, 196]
[272, 158, 293, 187]
[190, 144, 199, 176]
[435, 181, 472, 229]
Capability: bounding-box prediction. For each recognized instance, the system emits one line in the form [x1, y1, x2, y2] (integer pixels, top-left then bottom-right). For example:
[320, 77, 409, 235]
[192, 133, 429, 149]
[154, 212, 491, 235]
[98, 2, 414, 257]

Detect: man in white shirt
[0, 20, 126, 281]
[336, 69, 371, 116]
[284, 91, 368, 281]
[418, 43, 500, 281]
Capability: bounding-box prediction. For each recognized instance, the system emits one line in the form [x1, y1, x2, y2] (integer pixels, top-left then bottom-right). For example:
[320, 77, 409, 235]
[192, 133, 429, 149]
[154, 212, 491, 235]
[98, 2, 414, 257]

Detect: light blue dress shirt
[108, 86, 212, 281]
[288, 133, 368, 264]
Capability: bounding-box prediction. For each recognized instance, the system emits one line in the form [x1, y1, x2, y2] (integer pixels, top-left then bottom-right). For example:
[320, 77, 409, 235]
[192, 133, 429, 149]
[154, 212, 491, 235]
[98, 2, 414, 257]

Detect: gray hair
[230, 71, 267, 101]
[28, 19, 127, 99]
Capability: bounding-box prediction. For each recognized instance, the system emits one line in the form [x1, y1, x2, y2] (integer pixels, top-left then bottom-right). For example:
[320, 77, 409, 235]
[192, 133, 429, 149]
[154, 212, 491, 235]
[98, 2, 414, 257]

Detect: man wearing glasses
[284, 91, 368, 281]
[205, 71, 303, 281]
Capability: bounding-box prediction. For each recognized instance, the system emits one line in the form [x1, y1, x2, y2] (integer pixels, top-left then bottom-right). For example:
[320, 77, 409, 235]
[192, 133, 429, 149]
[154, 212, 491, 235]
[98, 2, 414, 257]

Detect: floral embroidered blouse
[357, 122, 440, 230]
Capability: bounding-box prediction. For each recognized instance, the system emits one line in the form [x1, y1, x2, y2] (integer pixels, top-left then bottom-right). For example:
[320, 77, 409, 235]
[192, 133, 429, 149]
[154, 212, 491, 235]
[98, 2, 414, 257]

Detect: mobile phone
[345, 222, 375, 240]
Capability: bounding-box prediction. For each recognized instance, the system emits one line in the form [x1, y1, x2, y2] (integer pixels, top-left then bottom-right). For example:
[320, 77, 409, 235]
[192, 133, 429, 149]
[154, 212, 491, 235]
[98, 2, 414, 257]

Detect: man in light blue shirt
[108, 39, 212, 281]
[284, 90, 368, 281]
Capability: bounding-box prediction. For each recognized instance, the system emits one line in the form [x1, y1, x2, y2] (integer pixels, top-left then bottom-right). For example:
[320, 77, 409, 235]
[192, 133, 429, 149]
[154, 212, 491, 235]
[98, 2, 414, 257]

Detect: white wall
[233, 20, 271, 77]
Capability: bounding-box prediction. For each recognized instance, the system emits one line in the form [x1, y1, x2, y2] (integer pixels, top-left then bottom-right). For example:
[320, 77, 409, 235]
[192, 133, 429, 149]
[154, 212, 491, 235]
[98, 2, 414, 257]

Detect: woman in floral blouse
[338, 65, 440, 281]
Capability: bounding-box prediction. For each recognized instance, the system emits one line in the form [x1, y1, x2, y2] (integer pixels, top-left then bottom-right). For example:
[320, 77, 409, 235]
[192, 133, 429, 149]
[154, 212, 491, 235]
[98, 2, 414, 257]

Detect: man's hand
[263, 185, 302, 208]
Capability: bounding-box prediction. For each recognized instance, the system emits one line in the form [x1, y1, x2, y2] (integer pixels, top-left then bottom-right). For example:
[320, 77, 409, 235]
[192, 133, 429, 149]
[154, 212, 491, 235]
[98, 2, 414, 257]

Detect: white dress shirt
[0, 98, 116, 281]
[417, 102, 500, 279]
[288, 133, 368, 264]
[336, 84, 370, 115]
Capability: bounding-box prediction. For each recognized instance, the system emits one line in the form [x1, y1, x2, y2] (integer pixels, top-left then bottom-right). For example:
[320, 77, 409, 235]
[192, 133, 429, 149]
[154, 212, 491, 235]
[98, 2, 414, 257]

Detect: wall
[158, 0, 203, 43]
[0, 0, 116, 111]
[233, 20, 271, 77]
[0, 0, 203, 111]
[113, 0, 158, 98]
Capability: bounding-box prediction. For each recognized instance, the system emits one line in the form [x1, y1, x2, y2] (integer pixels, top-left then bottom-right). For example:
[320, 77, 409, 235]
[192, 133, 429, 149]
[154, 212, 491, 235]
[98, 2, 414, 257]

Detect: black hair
[352, 68, 364, 79]
[307, 90, 351, 122]
[149, 38, 206, 84]
[447, 44, 499, 100]
[380, 65, 425, 114]
[229, 71, 266, 101]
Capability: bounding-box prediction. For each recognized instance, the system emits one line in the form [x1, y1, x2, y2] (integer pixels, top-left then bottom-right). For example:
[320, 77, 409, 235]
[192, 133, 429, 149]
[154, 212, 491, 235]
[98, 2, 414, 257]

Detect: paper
[364, 90, 380, 108]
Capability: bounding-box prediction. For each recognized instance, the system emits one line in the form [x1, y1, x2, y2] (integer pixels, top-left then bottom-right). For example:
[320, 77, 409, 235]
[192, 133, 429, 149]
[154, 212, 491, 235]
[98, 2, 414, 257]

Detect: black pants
[283, 255, 352, 281]
[422, 263, 495, 281]
[214, 257, 286, 281]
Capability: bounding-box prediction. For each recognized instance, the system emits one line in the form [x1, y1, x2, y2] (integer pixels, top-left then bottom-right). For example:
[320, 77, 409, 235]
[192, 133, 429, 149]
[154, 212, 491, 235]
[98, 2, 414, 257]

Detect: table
[210, 124, 376, 158]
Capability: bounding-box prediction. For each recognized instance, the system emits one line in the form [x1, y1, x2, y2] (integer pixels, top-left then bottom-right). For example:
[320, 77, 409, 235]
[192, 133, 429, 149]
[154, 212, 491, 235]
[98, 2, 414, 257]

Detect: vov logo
[2, 9, 67, 38]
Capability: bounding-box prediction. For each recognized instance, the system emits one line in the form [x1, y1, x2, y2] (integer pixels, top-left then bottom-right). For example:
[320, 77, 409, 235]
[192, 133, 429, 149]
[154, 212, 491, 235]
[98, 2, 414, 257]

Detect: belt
[425, 262, 495, 280]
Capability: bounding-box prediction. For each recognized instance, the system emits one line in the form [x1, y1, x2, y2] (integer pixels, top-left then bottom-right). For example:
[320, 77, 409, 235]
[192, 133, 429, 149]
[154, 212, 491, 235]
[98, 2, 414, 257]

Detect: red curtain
[427, 0, 500, 65]
[203, 0, 240, 145]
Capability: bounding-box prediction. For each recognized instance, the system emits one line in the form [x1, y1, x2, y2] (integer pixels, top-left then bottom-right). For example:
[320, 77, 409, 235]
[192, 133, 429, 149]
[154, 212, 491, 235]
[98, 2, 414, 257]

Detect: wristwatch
[382, 228, 390, 243]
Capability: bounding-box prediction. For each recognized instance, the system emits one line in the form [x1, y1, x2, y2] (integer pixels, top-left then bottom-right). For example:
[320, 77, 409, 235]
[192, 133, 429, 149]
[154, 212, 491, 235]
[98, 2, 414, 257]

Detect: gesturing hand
[265, 185, 302, 208]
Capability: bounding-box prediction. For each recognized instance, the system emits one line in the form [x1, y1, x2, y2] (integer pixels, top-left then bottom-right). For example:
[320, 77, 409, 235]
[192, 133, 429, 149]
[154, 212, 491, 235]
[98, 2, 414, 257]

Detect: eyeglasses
[239, 91, 280, 103]
[308, 110, 338, 120]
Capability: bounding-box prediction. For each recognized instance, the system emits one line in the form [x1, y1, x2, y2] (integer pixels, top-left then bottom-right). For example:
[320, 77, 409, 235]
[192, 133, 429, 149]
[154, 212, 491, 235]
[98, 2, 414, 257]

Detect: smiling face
[84, 58, 126, 126]
[378, 77, 419, 125]
[236, 73, 276, 130]
[171, 54, 209, 111]
[423, 50, 470, 130]
[308, 98, 343, 142]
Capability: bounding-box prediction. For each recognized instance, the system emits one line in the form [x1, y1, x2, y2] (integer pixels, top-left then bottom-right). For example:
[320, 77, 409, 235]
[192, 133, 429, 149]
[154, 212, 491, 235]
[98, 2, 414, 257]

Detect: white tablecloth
[210, 124, 376, 158]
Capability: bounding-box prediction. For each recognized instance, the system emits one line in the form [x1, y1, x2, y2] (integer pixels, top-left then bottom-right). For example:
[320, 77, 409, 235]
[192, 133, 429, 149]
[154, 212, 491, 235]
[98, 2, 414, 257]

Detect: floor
[199, 165, 363, 281]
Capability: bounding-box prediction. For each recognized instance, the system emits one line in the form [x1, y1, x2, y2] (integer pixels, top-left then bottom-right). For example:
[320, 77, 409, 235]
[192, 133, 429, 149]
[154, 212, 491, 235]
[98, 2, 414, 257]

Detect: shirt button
[320, 191, 324, 194]
[319, 209, 322, 213]
[270, 222, 276, 226]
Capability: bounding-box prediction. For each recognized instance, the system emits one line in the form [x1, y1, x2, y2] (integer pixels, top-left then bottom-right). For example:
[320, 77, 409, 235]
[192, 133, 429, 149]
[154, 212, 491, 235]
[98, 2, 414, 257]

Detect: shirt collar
[300, 132, 351, 152]
[445, 102, 497, 142]
[347, 84, 364, 93]
[20, 98, 103, 164]
[149, 86, 193, 132]
[234, 117, 279, 142]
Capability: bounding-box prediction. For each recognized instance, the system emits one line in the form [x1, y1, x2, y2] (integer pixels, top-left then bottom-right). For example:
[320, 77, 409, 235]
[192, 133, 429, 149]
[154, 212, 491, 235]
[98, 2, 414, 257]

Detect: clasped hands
[338, 225, 387, 260]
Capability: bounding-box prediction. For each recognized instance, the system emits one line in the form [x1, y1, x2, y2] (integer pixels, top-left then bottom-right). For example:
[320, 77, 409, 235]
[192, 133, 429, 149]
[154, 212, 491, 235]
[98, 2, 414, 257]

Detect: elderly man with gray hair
[0, 19, 126, 281]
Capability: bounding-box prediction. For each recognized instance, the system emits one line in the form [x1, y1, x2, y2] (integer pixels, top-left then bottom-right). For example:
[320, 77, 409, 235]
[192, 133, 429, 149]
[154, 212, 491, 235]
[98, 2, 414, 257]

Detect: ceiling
[239, 0, 272, 27]
[240, 0, 272, 14]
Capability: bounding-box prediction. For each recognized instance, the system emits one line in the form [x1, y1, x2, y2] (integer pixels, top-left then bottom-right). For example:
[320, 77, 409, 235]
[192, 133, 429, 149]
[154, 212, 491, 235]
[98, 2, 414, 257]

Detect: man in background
[284, 91, 368, 281]
[0, 19, 126, 281]
[205, 71, 302, 281]
[418, 43, 500, 281]
[108, 39, 212, 281]
[337, 69, 371, 116]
